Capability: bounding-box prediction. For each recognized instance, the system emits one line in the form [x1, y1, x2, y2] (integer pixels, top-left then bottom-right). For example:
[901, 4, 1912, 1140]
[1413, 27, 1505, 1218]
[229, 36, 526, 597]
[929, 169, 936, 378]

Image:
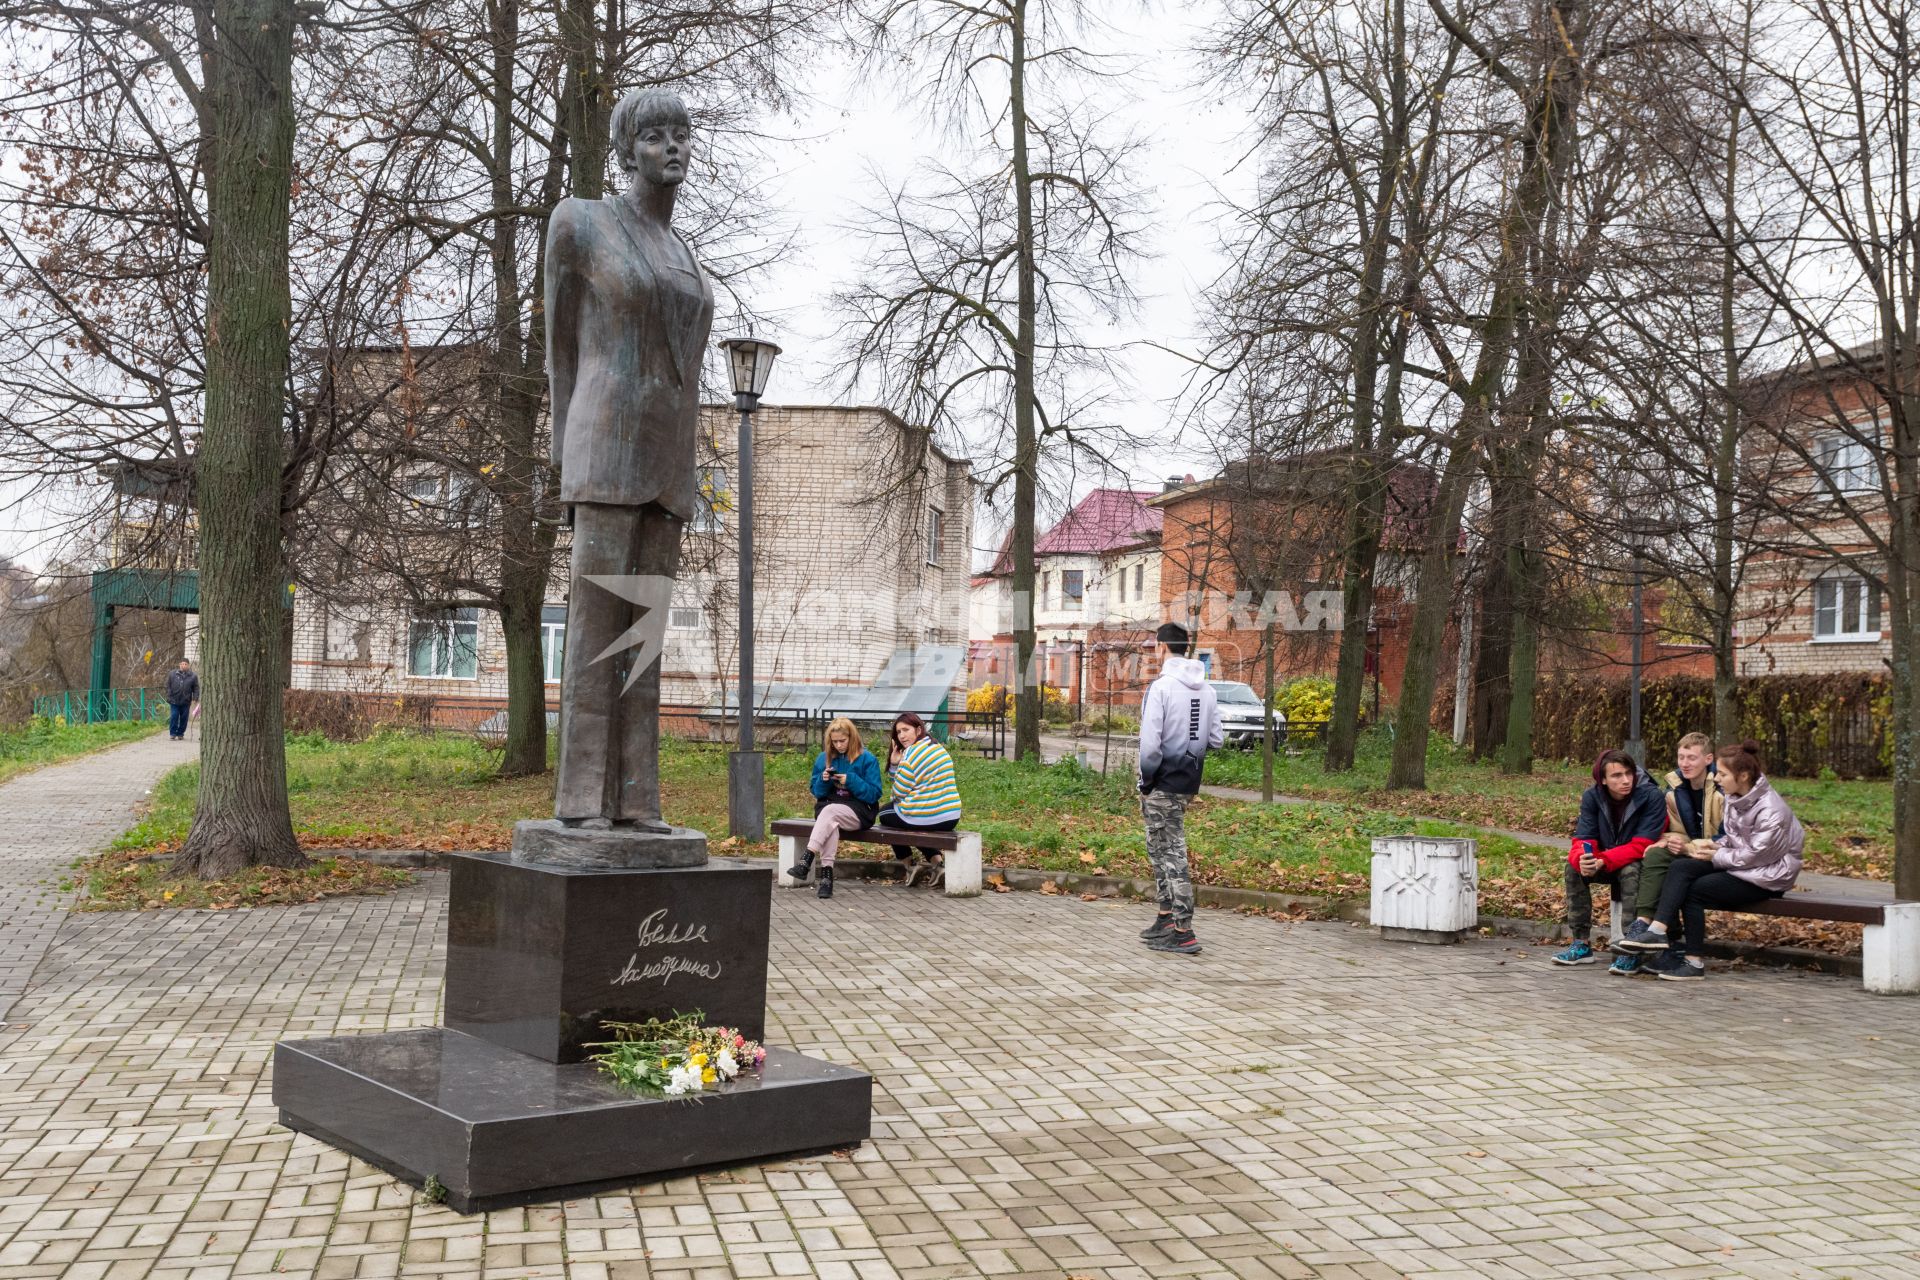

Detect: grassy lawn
[1203, 729, 1895, 880]
[106, 730, 1867, 950]
[0, 717, 158, 786]
[114, 730, 1558, 918]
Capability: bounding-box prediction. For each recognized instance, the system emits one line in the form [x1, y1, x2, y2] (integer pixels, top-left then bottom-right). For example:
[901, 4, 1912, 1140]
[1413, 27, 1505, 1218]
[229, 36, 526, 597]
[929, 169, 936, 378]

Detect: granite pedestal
[445, 852, 771, 1060]
[275, 839, 872, 1210]
[275, 1031, 871, 1214]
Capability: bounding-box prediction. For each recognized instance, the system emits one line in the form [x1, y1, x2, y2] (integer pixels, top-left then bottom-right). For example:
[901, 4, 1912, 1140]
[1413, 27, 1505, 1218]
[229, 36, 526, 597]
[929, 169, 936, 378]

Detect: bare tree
[837, 0, 1150, 762]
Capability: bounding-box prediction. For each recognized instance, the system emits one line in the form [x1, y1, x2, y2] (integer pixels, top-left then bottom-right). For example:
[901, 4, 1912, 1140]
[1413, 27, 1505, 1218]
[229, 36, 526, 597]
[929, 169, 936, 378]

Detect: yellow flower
[702, 1068, 717, 1084]
[690, 1052, 708, 1067]
[659, 1058, 669, 1068]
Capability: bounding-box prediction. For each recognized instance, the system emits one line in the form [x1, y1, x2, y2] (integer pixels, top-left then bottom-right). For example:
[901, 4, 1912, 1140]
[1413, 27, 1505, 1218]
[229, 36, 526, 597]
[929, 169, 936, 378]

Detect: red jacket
[1569, 755, 1667, 873]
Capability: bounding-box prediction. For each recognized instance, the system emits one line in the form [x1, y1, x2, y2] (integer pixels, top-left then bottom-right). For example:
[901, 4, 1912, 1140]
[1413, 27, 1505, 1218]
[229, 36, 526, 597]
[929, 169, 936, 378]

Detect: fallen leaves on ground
[76, 846, 413, 912]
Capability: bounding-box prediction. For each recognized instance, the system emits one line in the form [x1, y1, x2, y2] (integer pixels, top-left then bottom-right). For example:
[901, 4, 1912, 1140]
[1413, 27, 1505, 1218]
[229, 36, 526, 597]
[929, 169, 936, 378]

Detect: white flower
[716, 1050, 739, 1079]
[664, 1063, 702, 1096]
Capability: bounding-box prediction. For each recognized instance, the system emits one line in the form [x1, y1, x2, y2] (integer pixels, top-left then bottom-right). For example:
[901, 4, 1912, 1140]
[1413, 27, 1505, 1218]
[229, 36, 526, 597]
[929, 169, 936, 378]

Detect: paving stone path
[2, 742, 1919, 1279]
[0, 734, 191, 1023]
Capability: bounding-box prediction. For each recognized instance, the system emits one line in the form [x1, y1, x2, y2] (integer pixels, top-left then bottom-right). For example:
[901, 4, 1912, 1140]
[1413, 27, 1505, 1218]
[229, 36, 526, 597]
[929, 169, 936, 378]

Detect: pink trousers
[808, 805, 864, 866]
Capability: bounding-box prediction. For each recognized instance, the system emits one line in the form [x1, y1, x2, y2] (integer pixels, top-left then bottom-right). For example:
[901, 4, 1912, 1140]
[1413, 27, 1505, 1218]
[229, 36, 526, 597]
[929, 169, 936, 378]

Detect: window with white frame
[692, 466, 728, 533]
[1116, 565, 1126, 604]
[926, 506, 943, 565]
[1062, 569, 1084, 610]
[404, 468, 487, 526]
[1134, 562, 1144, 599]
[407, 607, 479, 679]
[670, 606, 704, 630]
[1815, 434, 1876, 494]
[1812, 573, 1881, 641]
[540, 605, 566, 683]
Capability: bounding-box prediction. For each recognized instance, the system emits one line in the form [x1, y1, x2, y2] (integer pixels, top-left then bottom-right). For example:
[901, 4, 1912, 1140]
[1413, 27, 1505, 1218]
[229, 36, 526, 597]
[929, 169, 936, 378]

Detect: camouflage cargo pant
[1141, 789, 1195, 928]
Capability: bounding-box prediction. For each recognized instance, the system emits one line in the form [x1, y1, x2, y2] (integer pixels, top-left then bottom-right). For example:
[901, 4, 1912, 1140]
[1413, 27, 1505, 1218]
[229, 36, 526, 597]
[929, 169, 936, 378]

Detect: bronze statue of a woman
[538, 88, 714, 845]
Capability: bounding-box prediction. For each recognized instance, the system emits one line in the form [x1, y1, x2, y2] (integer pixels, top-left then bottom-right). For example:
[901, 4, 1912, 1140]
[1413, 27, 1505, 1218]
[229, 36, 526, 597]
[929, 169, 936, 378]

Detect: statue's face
[629, 120, 692, 188]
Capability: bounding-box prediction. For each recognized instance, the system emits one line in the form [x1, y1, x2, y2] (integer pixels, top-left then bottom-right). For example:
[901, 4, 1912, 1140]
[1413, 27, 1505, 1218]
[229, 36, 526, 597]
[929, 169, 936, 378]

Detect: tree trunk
[1325, 459, 1385, 771]
[1009, 0, 1041, 762]
[1468, 473, 1514, 758]
[559, 0, 609, 198]
[1711, 92, 1743, 748]
[172, 0, 303, 879]
[490, 0, 555, 778]
[1387, 437, 1476, 789]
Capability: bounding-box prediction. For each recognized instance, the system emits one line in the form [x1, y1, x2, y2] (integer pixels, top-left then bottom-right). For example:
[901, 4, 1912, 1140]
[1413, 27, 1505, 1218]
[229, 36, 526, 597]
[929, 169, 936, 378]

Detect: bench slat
[1739, 895, 1887, 926]
[769, 818, 961, 852]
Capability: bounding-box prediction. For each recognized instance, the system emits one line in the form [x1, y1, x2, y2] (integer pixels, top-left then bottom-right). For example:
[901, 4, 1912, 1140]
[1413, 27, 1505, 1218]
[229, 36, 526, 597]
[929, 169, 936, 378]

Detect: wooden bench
[1610, 892, 1920, 994]
[769, 819, 982, 898]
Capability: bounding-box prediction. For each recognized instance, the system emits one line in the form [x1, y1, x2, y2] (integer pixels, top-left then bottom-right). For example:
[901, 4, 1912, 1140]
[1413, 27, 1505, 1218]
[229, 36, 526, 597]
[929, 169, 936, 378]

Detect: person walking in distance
[1136, 622, 1223, 955]
[164, 658, 199, 742]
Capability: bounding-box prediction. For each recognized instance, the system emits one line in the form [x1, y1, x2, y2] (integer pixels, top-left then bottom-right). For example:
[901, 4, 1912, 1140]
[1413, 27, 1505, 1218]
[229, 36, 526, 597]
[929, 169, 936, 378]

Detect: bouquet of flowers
[585, 1011, 767, 1098]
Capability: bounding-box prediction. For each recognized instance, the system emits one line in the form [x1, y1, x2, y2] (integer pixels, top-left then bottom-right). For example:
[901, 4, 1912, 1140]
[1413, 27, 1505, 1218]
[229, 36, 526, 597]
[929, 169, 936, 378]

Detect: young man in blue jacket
[1136, 623, 1224, 956]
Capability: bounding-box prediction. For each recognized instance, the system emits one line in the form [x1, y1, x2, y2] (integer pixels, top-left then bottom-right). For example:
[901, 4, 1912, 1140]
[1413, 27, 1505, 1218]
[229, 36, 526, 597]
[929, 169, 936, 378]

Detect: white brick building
[277, 405, 974, 715]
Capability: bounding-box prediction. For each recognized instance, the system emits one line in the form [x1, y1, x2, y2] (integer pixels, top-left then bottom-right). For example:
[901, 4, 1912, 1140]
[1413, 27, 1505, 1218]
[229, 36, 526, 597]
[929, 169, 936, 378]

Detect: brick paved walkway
[2, 746, 1920, 1278]
[0, 733, 188, 1023]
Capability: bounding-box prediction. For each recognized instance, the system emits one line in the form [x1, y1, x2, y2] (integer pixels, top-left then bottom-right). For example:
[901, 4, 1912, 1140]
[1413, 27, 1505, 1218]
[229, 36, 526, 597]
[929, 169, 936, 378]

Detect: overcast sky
[0, 2, 1251, 573]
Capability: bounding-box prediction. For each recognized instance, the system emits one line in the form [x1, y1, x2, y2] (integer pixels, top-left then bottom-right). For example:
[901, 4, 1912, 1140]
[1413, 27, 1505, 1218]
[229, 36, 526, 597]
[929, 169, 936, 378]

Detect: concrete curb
[349, 848, 1862, 978]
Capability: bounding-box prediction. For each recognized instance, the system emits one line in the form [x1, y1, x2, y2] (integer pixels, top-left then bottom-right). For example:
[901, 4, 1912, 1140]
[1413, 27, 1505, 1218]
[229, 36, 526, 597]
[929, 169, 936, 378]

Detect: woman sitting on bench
[786, 716, 881, 900]
[879, 712, 963, 888]
[1615, 739, 1804, 981]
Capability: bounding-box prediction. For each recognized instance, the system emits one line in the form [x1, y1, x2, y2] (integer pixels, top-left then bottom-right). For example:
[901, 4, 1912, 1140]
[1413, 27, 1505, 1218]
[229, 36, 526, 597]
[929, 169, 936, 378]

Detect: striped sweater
[888, 737, 962, 823]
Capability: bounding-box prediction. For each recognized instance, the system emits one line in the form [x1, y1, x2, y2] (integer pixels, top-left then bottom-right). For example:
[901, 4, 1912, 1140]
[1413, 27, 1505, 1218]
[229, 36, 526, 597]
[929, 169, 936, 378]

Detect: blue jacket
[811, 749, 882, 806]
[1570, 760, 1667, 871]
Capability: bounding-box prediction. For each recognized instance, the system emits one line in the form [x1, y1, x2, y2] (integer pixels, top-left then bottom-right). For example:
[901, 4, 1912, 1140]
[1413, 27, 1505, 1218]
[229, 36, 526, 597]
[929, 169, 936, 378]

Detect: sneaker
[1146, 928, 1201, 955]
[1616, 919, 1654, 946]
[1140, 914, 1175, 941]
[1550, 941, 1597, 966]
[1606, 953, 1641, 977]
[1612, 927, 1674, 953]
[1640, 949, 1689, 977]
[1656, 957, 1706, 982]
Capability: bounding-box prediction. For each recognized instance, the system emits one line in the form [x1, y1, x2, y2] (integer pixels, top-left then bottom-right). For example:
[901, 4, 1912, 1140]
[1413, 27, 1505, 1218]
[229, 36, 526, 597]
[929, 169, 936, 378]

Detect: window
[1041, 572, 1051, 610]
[1117, 566, 1126, 604]
[1813, 574, 1881, 641]
[926, 507, 944, 565]
[692, 466, 728, 533]
[1062, 569, 1084, 610]
[1815, 434, 1876, 494]
[403, 469, 484, 524]
[540, 605, 566, 683]
[322, 606, 370, 663]
[1135, 563, 1144, 598]
[1196, 651, 1214, 675]
[407, 608, 479, 679]
[670, 606, 704, 630]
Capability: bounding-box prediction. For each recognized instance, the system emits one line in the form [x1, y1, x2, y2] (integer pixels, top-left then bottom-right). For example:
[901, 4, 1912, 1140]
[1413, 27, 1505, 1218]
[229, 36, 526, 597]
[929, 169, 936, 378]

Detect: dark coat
[164, 669, 199, 707]
[1569, 757, 1666, 872]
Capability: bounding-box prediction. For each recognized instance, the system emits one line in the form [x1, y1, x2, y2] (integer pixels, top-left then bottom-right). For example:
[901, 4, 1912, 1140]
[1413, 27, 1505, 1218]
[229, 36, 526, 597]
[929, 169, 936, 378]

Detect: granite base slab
[445, 852, 772, 1062]
[512, 820, 709, 870]
[274, 1028, 872, 1214]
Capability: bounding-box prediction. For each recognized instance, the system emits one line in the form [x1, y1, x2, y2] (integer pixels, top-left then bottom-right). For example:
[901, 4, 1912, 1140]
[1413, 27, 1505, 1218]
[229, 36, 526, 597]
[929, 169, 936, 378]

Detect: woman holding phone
[879, 712, 963, 887]
[787, 716, 881, 899]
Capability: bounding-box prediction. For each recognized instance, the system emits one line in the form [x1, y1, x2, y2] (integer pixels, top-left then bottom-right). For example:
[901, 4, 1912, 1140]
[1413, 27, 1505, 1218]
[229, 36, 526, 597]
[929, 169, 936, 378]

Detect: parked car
[1209, 680, 1285, 747]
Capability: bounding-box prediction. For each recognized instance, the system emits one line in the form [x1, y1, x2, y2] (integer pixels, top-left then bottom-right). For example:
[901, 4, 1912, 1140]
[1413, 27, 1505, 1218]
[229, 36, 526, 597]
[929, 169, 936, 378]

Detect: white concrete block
[1370, 836, 1478, 943]
[944, 832, 982, 898]
[776, 834, 809, 887]
[1863, 901, 1920, 995]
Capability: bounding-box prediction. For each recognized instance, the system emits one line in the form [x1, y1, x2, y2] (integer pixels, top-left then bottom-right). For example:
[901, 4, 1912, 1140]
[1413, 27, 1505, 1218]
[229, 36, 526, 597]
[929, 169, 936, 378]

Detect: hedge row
[1430, 673, 1893, 778]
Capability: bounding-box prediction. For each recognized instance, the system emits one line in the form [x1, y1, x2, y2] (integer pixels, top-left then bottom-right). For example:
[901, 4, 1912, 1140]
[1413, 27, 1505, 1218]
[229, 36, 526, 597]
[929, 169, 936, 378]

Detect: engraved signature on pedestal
[612, 908, 721, 986]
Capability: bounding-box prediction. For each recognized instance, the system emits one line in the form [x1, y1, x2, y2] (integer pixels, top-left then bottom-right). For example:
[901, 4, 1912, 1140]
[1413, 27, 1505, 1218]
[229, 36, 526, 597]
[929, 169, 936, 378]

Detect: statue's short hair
[611, 88, 692, 172]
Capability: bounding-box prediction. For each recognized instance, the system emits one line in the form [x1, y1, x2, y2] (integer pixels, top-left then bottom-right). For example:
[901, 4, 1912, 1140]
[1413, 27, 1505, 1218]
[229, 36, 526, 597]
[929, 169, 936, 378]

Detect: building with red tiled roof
[969, 484, 1180, 709]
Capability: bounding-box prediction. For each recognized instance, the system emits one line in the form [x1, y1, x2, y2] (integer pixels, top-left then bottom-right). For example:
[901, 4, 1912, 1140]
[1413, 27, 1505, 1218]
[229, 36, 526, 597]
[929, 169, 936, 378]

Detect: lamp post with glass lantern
[717, 335, 780, 841]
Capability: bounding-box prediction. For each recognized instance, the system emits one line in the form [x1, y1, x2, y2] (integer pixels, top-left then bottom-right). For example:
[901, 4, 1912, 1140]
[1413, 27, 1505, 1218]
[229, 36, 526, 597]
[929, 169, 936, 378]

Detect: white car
[1209, 680, 1285, 747]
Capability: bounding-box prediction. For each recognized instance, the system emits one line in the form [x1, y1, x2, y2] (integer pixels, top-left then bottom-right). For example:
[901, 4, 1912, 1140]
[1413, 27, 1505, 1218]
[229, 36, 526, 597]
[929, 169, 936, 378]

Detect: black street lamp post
[1626, 544, 1646, 766]
[717, 335, 780, 841]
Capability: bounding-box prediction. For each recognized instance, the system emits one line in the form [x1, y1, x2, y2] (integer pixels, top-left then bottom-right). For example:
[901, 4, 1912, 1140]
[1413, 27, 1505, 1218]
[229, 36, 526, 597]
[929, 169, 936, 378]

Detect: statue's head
[612, 88, 693, 189]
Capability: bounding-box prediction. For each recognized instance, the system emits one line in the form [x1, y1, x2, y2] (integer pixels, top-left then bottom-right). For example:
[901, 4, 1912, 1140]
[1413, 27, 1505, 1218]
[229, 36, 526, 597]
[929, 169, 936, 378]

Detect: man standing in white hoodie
[1136, 622, 1224, 955]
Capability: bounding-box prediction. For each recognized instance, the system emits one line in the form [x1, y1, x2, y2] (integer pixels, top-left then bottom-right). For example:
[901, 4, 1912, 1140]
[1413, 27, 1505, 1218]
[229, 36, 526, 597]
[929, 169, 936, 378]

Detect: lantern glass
[718, 336, 781, 398]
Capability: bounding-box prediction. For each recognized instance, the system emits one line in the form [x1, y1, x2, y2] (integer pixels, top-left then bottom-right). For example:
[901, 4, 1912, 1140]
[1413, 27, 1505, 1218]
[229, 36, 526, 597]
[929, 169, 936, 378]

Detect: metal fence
[32, 687, 170, 725]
